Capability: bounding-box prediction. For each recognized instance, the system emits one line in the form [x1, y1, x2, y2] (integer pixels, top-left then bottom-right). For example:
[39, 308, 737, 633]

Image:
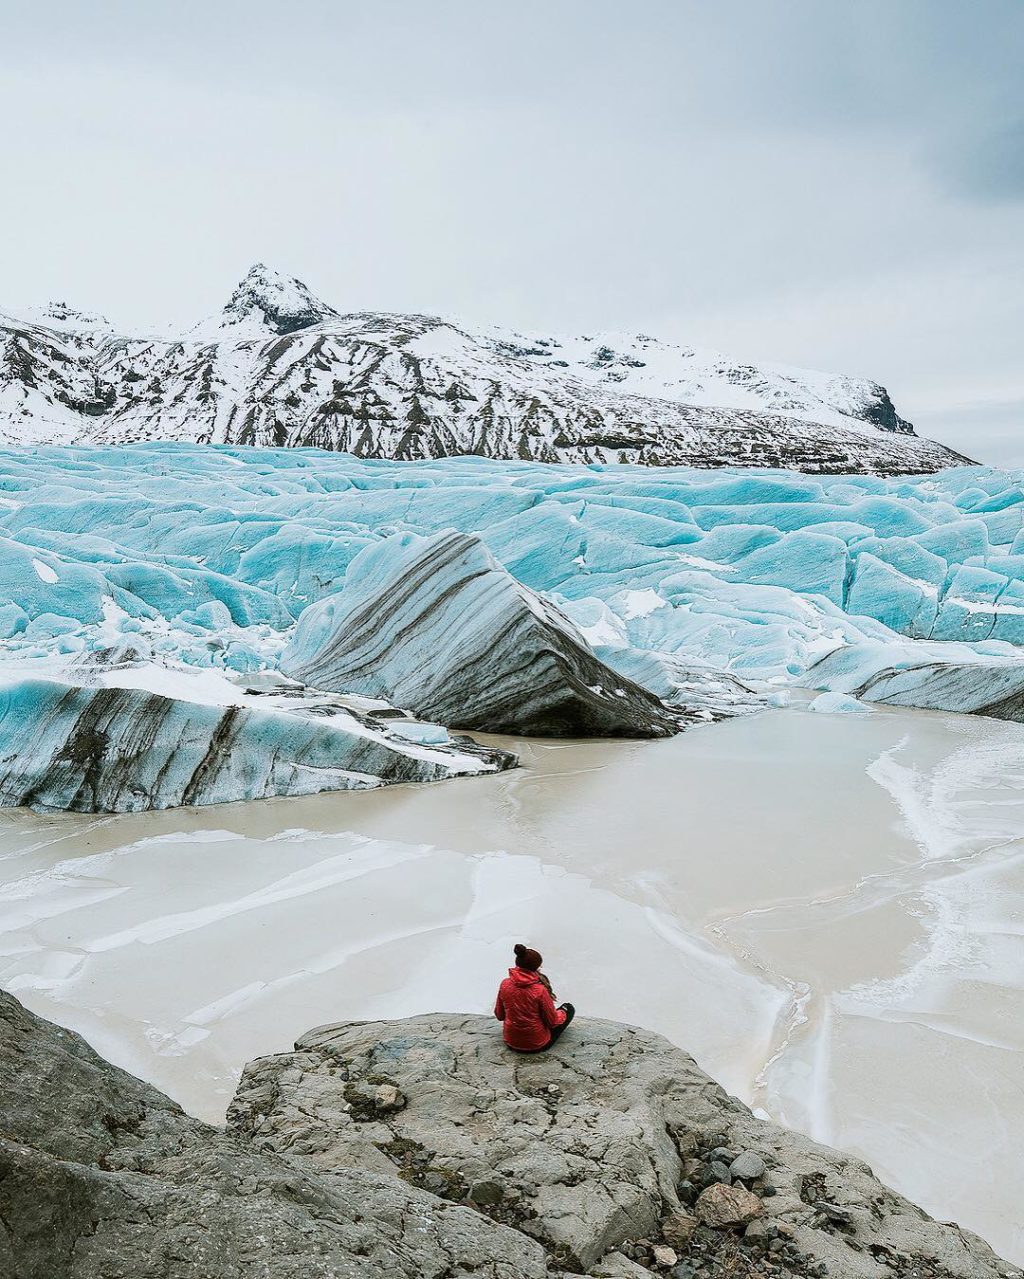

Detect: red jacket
[494, 967, 567, 1051]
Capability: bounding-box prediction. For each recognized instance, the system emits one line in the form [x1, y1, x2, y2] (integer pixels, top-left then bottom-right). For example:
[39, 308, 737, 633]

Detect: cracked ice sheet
[0, 704, 1022, 1263]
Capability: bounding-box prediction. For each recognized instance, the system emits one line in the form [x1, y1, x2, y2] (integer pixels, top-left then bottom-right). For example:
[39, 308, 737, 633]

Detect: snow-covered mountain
[0, 264, 968, 472]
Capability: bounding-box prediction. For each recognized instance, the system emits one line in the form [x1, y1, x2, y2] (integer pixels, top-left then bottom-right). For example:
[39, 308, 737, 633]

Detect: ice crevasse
[1, 444, 1023, 808]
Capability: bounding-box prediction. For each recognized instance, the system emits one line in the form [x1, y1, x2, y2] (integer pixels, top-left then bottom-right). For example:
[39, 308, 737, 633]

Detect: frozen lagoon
[2, 702, 1022, 1265]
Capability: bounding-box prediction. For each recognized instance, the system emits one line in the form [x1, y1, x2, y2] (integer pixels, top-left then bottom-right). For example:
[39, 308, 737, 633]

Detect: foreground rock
[281, 530, 681, 737]
[1, 992, 1016, 1279]
[0, 991, 547, 1278]
[234, 1014, 1014, 1279]
[0, 676, 514, 813]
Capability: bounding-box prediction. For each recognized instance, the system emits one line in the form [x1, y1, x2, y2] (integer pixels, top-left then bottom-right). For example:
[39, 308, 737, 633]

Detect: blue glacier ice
[0, 443, 1022, 809]
[279, 529, 679, 737]
[0, 676, 514, 812]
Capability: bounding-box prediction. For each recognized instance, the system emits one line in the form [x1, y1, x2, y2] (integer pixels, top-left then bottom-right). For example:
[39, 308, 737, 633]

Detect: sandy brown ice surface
[0, 704, 1021, 1263]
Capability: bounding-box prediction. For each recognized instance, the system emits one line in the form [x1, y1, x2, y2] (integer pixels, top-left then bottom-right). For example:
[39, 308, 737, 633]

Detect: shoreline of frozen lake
[1, 703, 1022, 1264]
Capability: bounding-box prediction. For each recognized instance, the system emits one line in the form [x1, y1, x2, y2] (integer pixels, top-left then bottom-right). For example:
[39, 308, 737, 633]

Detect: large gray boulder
[279, 530, 680, 737]
[0, 991, 547, 1278]
[231, 1014, 1017, 1279]
[1, 991, 1016, 1279]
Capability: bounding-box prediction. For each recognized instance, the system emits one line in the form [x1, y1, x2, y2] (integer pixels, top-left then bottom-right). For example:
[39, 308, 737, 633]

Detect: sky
[2, 1, 1022, 462]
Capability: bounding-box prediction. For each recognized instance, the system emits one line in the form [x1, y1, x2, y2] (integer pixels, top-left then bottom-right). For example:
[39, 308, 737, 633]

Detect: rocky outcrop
[215, 262, 341, 337]
[280, 530, 681, 737]
[0, 677, 514, 813]
[0, 993, 1015, 1279]
[231, 1013, 1015, 1279]
[0, 991, 547, 1278]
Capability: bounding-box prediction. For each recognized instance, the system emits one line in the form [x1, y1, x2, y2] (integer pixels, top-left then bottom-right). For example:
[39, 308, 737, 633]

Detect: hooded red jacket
[494, 967, 567, 1051]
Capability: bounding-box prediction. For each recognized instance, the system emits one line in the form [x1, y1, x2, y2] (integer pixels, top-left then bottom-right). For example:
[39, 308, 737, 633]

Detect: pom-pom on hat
[514, 943, 543, 971]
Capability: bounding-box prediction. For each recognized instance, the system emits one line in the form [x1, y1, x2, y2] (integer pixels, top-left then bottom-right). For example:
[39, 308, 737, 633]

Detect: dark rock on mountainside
[0, 677, 514, 813]
[280, 529, 682, 737]
[220, 262, 342, 336]
[2, 990, 1014, 1279]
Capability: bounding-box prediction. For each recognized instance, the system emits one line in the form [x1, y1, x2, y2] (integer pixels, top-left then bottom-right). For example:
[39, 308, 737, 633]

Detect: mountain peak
[218, 264, 338, 337]
[5, 299, 114, 335]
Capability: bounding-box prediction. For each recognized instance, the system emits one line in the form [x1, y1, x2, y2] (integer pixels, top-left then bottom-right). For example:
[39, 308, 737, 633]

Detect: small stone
[653, 1244, 679, 1269]
[695, 1183, 764, 1229]
[468, 1178, 504, 1206]
[776, 1222, 797, 1239]
[589, 1252, 652, 1278]
[729, 1151, 767, 1182]
[677, 1179, 697, 1205]
[769, 1238, 786, 1253]
[674, 1131, 699, 1157]
[547, 1083, 560, 1094]
[662, 1209, 699, 1250]
[671, 1265, 696, 1279]
[708, 1160, 732, 1184]
[373, 1084, 405, 1112]
[762, 1184, 778, 1197]
[710, 1146, 736, 1164]
[744, 1219, 768, 1242]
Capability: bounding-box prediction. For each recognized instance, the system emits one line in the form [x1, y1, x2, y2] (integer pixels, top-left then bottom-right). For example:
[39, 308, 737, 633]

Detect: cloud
[943, 120, 1024, 201]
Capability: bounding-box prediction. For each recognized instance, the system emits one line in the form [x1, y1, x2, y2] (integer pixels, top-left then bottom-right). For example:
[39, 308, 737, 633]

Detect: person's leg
[547, 1002, 575, 1045]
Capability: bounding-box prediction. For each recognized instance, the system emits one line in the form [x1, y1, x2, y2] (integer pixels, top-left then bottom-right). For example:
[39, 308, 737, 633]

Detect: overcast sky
[2, 1, 1022, 461]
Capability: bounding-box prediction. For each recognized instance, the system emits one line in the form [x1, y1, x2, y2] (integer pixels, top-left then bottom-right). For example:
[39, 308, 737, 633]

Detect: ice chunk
[595, 645, 760, 720]
[803, 642, 1024, 721]
[729, 531, 848, 605]
[0, 677, 514, 813]
[807, 690, 872, 714]
[281, 530, 679, 737]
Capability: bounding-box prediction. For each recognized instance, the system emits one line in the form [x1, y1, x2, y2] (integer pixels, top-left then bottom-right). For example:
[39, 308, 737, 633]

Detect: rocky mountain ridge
[0, 990, 1015, 1279]
[0, 265, 969, 471]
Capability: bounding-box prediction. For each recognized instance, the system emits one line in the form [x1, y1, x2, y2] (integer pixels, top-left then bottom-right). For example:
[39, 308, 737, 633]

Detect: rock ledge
[0, 994, 1017, 1279]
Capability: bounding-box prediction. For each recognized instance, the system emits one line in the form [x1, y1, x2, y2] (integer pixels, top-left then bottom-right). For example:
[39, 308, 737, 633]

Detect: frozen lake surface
[1, 703, 1022, 1263]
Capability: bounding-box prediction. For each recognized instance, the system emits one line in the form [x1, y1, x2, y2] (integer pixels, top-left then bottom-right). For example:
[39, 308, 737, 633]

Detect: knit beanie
[514, 943, 543, 971]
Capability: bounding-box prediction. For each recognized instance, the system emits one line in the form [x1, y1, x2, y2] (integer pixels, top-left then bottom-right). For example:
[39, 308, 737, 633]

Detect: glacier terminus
[0, 443, 1021, 811]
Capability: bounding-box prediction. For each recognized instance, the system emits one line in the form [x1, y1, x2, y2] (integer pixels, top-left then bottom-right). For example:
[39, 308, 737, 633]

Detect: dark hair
[514, 943, 543, 971]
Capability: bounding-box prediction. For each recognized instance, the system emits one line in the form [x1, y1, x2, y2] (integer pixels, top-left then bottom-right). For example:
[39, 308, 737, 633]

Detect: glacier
[1, 443, 1023, 809]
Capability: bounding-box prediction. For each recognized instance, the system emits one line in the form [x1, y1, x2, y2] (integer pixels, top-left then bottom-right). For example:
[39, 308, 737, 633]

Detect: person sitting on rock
[494, 943, 575, 1053]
